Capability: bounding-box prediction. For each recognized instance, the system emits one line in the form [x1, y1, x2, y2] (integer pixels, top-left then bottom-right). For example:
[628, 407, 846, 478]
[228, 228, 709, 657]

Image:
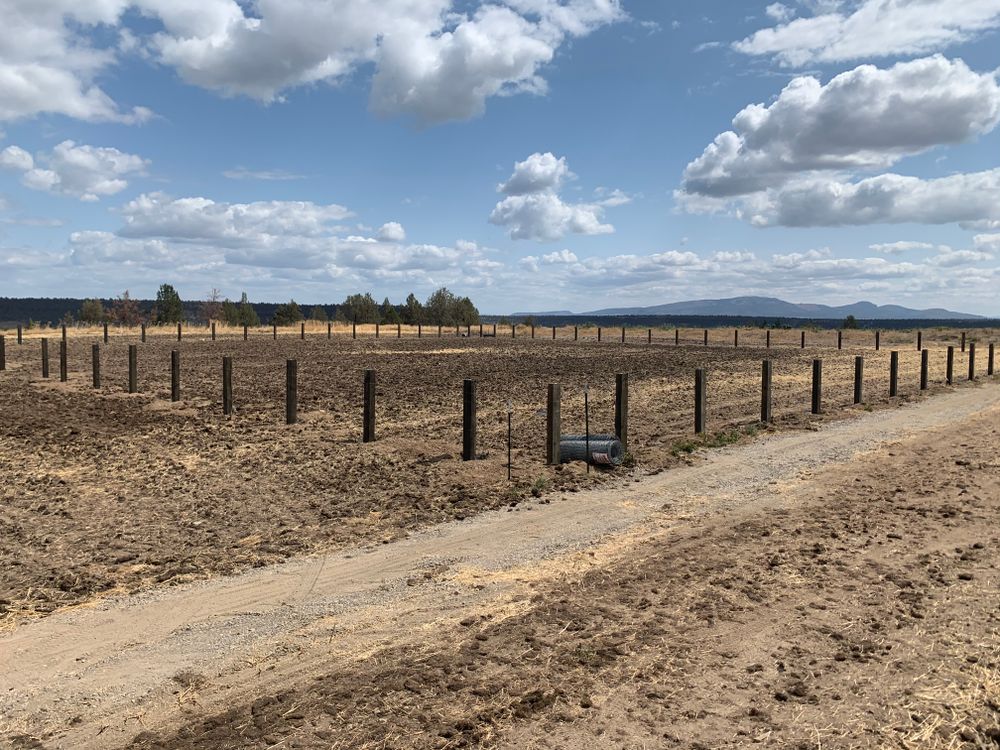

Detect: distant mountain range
[576, 296, 983, 320]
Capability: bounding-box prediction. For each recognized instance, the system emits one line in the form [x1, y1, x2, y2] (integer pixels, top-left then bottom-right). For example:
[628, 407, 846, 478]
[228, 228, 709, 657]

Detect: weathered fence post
[574, 326, 578, 341]
[128, 344, 137, 393]
[811, 359, 822, 414]
[647, 328, 652, 344]
[171, 349, 180, 402]
[597, 327, 602, 343]
[363, 369, 376, 442]
[531, 324, 535, 339]
[761, 359, 772, 423]
[438, 324, 443, 338]
[418, 323, 422, 338]
[352, 319, 357, 340]
[492, 324, 497, 337]
[462, 379, 476, 461]
[875, 330, 881, 351]
[177, 322, 182, 342]
[553, 326, 557, 340]
[92, 343, 100, 388]
[766, 329, 771, 348]
[961, 331, 966, 352]
[212, 322, 216, 341]
[694, 368, 707, 434]
[734, 329, 738, 348]
[854, 356, 864, 404]
[398, 323, 402, 339]
[889, 351, 899, 397]
[917, 331, 922, 351]
[244, 325, 249, 341]
[511, 323, 515, 339]
[621, 326, 626, 344]
[273, 323, 277, 340]
[301, 322, 305, 340]
[222, 356, 233, 415]
[946, 346, 954, 385]
[17, 325, 22, 344]
[920, 349, 929, 390]
[0, 335, 5, 371]
[969, 342, 976, 381]
[141, 323, 146, 343]
[675, 328, 679, 346]
[703, 329, 708, 346]
[103, 322, 108, 344]
[479, 323, 483, 338]
[328, 323, 332, 339]
[286, 359, 297, 424]
[62, 324, 67, 343]
[376, 322, 380, 339]
[59, 339, 67, 382]
[801, 331, 806, 349]
[546, 384, 561, 465]
[837, 330, 842, 350]
[41, 338, 49, 378]
[615, 373, 628, 452]
[989, 343, 995, 377]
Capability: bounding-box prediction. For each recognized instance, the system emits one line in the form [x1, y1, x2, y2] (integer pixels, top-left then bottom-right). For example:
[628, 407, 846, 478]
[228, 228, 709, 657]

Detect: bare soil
[123, 394, 1000, 750]
[1, 328, 988, 628]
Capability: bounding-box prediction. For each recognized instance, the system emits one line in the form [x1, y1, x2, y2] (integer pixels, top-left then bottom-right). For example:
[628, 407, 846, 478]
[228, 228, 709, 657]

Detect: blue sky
[1, 0, 999, 314]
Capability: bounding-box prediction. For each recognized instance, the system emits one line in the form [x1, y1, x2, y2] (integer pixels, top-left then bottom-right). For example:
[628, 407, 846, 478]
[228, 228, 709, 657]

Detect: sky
[1, 0, 999, 315]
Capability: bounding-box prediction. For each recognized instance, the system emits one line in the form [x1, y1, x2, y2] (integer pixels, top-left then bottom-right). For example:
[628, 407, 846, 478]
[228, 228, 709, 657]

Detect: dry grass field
[1, 323, 998, 749]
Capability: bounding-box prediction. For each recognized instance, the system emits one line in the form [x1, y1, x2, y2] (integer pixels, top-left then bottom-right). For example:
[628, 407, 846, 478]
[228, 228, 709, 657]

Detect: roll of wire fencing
[559, 435, 623, 467]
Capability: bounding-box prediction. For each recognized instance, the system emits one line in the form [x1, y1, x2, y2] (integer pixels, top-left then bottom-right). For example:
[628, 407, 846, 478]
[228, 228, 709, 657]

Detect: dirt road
[2, 383, 999, 749]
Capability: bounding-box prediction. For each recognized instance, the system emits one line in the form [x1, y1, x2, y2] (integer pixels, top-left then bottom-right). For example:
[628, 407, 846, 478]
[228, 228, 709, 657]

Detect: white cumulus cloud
[0, 140, 148, 201]
[735, 0, 1000, 67]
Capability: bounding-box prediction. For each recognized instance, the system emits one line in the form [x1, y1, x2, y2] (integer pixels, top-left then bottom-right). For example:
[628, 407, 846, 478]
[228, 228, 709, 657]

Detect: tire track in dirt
[2, 383, 999, 748]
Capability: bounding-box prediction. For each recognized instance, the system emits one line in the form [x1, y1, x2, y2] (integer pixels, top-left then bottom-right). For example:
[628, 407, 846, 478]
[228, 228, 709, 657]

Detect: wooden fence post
[801, 331, 806, 349]
[177, 323, 182, 342]
[811, 359, 822, 414]
[286, 359, 297, 424]
[703, 329, 708, 346]
[223, 356, 233, 415]
[889, 351, 899, 397]
[92, 344, 100, 388]
[493, 324, 497, 337]
[0, 335, 4, 371]
[675, 328, 679, 346]
[17, 325, 22, 344]
[438, 324, 443, 338]
[171, 350, 180, 402]
[531, 325, 535, 339]
[946, 346, 954, 385]
[694, 368, 706, 434]
[615, 373, 628, 453]
[59, 339, 67, 382]
[854, 356, 864, 404]
[103, 322, 108, 344]
[244, 325, 248, 341]
[961, 331, 966, 352]
[376, 322, 380, 339]
[552, 326, 557, 340]
[328, 323, 332, 339]
[398, 323, 402, 339]
[418, 323, 422, 338]
[875, 330, 881, 351]
[734, 329, 738, 348]
[511, 323, 515, 339]
[837, 330, 842, 350]
[353, 319, 357, 340]
[574, 326, 578, 341]
[363, 369, 376, 443]
[462, 379, 476, 461]
[141, 323, 146, 343]
[920, 349, 929, 390]
[597, 327, 602, 343]
[761, 360, 772, 423]
[969, 342, 976, 381]
[546, 384, 561, 465]
[621, 326, 626, 344]
[766, 329, 771, 349]
[989, 343, 995, 376]
[212, 322, 216, 341]
[917, 331, 922, 351]
[41, 338, 49, 378]
[62, 324, 66, 343]
[273, 323, 277, 340]
[647, 328, 652, 344]
[301, 322, 305, 340]
[128, 344, 137, 393]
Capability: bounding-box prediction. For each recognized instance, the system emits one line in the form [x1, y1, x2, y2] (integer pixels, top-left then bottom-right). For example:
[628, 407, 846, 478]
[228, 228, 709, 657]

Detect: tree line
[70, 285, 480, 327]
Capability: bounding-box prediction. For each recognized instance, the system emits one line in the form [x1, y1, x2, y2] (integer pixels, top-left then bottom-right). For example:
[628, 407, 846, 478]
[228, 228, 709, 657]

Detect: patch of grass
[530, 476, 550, 498]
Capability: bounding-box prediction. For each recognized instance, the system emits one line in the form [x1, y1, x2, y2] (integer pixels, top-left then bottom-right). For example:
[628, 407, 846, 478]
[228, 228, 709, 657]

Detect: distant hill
[582, 296, 983, 320]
